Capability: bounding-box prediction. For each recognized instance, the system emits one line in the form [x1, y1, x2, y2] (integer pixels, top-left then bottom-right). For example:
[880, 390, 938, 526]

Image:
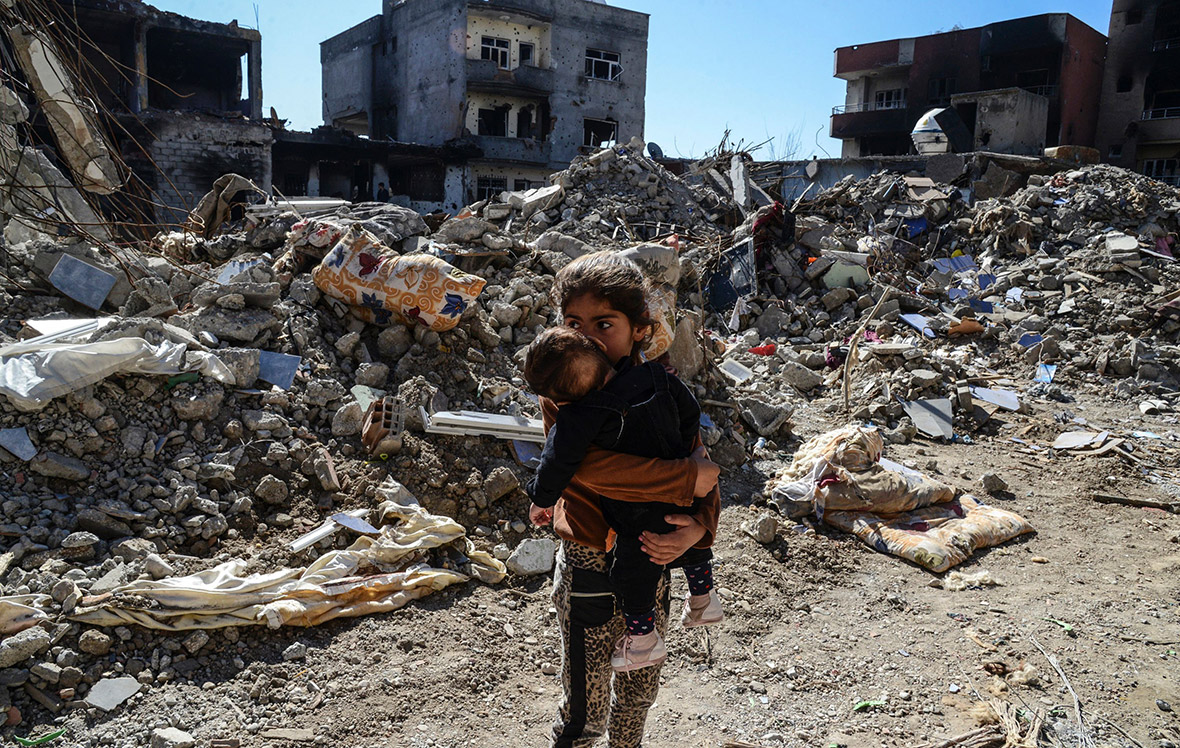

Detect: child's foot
[681, 590, 724, 628]
[610, 631, 667, 672]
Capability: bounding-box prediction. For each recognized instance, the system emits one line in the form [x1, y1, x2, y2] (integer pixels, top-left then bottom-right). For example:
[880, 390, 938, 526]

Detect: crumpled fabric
[186, 173, 261, 238]
[0, 337, 233, 411]
[69, 483, 506, 631]
[0, 595, 53, 635]
[767, 425, 1032, 571]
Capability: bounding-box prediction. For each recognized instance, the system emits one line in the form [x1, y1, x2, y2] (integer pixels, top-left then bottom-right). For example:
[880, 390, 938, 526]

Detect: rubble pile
[469, 136, 733, 251]
[4, 127, 1180, 739]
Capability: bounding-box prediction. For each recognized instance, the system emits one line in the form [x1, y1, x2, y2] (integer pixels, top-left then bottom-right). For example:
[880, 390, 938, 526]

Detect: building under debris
[830, 14, 1107, 158]
[34, 0, 271, 226]
[1095, 0, 1180, 184]
[321, 0, 649, 208]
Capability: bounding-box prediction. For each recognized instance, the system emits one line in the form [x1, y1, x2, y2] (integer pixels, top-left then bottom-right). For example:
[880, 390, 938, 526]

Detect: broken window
[478, 107, 508, 137]
[1108, 144, 1123, 158]
[1117, 75, 1133, 93]
[514, 178, 542, 191]
[1143, 158, 1179, 185]
[481, 36, 510, 69]
[873, 88, 905, 110]
[519, 42, 535, 67]
[1016, 69, 1054, 96]
[927, 77, 955, 106]
[517, 107, 535, 139]
[583, 117, 617, 148]
[476, 176, 507, 201]
[585, 49, 622, 81]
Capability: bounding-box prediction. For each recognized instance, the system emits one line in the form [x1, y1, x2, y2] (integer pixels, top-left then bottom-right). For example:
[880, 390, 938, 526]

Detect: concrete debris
[505, 538, 556, 576]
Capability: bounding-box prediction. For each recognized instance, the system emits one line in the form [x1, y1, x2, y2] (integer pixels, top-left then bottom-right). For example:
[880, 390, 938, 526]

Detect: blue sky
[150, 0, 1114, 159]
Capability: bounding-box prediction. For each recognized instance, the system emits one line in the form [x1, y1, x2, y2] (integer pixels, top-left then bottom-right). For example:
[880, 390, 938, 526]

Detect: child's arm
[526, 408, 602, 508]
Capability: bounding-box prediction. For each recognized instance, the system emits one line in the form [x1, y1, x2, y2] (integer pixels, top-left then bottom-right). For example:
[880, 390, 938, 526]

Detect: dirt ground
[27, 384, 1175, 748]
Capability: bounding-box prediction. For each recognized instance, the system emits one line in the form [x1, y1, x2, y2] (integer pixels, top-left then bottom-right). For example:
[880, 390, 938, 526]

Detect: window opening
[873, 88, 905, 110]
[519, 42, 535, 67]
[516, 107, 535, 139]
[585, 49, 622, 81]
[481, 36, 510, 69]
[927, 77, 955, 106]
[478, 107, 508, 137]
[583, 117, 618, 148]
[1143, 158, 1178, 185]
[477, 176, 507, 201]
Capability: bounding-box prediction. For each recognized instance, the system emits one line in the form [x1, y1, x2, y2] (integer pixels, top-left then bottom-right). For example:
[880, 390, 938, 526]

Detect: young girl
[529, 251, 721, 747]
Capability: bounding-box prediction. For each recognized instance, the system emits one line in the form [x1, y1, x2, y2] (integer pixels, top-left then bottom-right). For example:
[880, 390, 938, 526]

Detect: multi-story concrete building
[830, 14, 1106, 158]
[321, 0, 649, 208]
[1095, 1, 1180, 184]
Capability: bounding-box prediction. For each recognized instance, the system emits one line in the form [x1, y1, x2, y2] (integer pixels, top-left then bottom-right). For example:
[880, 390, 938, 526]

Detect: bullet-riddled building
[321, 0, 649, 209]
[830, 14, 1106, 158]
[1095, 1, 1180, 184]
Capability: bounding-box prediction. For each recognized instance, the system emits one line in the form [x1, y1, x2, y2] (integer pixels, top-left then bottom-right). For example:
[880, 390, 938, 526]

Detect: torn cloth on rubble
[768, 424, 1032, 571]
[69, 488, 506, 631]
[186, 173, 263, 238]
[824, 495, 1034, 573]
[312, 225, 486, 332]
[0, 337, 233, 411]
[0, 595, 54, 635]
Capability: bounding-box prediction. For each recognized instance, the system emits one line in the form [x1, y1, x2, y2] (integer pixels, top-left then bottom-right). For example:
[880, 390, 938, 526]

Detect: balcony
[832, 100, 908, 115]
[1152, 37, 1180, 51]
[830, 103, 912, 140]
[834, 39, 912, 80]
[1021, 84, 1058, 98]
[468, 135, 551, 165]
[466, 57, 554, 97]
[1143, 106, 1180, 120]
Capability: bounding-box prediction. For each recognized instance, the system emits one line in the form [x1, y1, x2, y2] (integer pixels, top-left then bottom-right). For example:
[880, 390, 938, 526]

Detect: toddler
[523, 327, 722, 671]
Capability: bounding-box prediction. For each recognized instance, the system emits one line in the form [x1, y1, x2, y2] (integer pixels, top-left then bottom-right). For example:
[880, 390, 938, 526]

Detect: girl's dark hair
[523, 327, 612, 403]
[551, 251, 656, 358]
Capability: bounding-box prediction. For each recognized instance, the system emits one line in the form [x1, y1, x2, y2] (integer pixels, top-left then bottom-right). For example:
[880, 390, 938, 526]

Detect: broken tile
[48, 254, 117, 310]
[0, 427, 37, 460]
[257, 351, 301, 390]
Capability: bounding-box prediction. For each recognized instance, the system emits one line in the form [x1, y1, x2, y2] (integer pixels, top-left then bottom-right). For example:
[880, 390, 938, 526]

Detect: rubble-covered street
[0, 1, 1178, 747]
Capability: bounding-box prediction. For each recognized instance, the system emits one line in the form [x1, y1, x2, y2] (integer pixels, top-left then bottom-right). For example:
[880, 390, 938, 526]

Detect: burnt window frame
[927, 77, 956, 106]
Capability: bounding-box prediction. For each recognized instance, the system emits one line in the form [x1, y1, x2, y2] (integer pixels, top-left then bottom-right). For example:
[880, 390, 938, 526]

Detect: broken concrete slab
[901, 398, 953, 440]
[29, 451, 89, 481]
[84, 675, 141, 711]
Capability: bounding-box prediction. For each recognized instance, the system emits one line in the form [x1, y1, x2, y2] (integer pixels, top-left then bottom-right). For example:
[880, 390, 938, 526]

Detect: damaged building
[831, 14, 1107, 158]
[1095, 0, 1180, 183]
[321, 0, 649, 208]
[31, 0, 272, 226]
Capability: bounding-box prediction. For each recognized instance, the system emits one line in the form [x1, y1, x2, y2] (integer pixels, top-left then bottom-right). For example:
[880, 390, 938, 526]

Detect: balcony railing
[1152, 37, 1180, 51]
[832, 99, 907, 115]
[1143, 106, 1180, 120]
[1021, 84, 1058, 97]
[1148, 174, 1180, 185]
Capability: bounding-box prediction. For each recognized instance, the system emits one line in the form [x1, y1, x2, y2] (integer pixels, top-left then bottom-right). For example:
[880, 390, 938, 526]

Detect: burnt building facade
[1095, 1, 1180, 184]
[831, 14, 1107, 158]
[321, 0, 649, 209]
[41, 0, 272, 225]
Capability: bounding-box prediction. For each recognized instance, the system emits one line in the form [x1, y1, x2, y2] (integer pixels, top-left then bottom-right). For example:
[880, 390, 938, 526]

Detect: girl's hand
[529, 503, 553, 527]
[640, 514, 706, 565]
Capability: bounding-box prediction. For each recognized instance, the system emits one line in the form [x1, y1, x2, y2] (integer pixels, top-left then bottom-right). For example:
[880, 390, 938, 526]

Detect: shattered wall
[951, 88, 1049, 155]
[320, 15, 382, 135]
[133, 112, 273, 226]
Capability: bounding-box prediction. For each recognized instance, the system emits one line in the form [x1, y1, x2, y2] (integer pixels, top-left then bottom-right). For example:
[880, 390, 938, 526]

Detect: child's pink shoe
[681, 590, 724, 628]
[610, 631, 667, 671]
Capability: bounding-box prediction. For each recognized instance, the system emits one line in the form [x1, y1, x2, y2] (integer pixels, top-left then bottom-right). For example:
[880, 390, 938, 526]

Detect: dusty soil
[20, 386, 1179, 748]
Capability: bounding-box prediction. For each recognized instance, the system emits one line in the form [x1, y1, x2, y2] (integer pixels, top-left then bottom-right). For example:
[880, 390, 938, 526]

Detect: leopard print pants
[550, 540, 670, 748]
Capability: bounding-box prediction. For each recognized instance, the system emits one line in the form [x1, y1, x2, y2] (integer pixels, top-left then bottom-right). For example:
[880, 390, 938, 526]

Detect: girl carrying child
[528, 251, 722, 747]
